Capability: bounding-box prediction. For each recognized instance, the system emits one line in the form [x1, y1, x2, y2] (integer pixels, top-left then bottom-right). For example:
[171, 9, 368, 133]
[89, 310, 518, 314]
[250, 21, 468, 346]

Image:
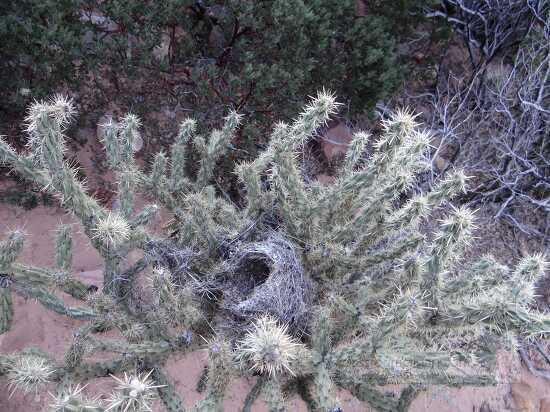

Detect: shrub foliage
[1, 1, 412, 124]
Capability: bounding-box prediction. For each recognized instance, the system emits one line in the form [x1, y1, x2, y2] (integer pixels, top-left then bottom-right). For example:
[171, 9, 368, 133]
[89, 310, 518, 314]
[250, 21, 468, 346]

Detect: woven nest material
[222, 232, 314, 330]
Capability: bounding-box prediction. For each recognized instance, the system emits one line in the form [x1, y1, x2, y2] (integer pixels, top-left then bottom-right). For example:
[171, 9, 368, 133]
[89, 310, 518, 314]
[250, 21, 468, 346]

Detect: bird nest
[221, 232, 314, 332]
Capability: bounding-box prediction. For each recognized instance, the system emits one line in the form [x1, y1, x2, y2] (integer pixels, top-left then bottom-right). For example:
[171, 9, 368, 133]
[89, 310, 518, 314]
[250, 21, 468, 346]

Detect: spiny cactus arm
[346, 175, 417, 248]
[0, 230, 25, 271]
[270, 140, 311, 240]
[195, 110, 242, 189]
[388, 170, 469, 231]
[312, 362, 339, 412]
[100, 117, 121, 169]
[175, 287, 204, 330]
[339, 134, 431, 249]
[508, 254, 548, 302]
[212, 195, 248, 236]
[395, 256, 424, 292]
[101, 118, 141, 218]
[352, 258, 426, 313]
[440, 255, 507, 301]
[66, 358, 138, 381]
[10, 263, 90, 299]
[369, 289, 428, 353]
[376, 108, 421, 160]
[150, 266, 180, 321]
[192, 340, 233, 412]
[286, 89, 341, 149]
[334, 370, 430, 412]
[311, 307, 333, 359]
[86, 336, 175, 358]
[396, 385, 426, 412]
[304, 234, 423, 280]
[29, 102, 107, 231]
[64, 326, 94, 370]
[147, 150, 176, 209]
[184, 191, 223, 252]
[102, 255, 123, 297]
[341, 110, 419, 193]
[235, 156, 271, 219]
[511, 254, 547, 283]
[336, 366, 495, 387]
[118, 114, 141, 164]
[55, 224, 72, 273]
[13, 284, 95, 320]
[242, 377, 266, 412]
[342, 131, 370, 173]
[262, 376, 286, 412]
[100, 113, 140, 167]
[316, 110, 422, 231]
[360, 233, 424, 263]
[325, 341, 371, 368]
[151, 367, 186, 412]
[151, 150, 168, 187]
[421, 206, 475, 310]
[170, 118, 196, 194]
[441, 299, 550, 337]
[92, 211, 155, 296]
[116, 169, 139, 219]
[49, 383, 105, 412]
[0, 286, 13, 334]
[0, 136, 49, 185]
[327, 295, 361, 345]
[126, 224, 155, 250]
[338, 376, 401, 412]
[129, 203, 160, 229]
[378, 348, 455, 377]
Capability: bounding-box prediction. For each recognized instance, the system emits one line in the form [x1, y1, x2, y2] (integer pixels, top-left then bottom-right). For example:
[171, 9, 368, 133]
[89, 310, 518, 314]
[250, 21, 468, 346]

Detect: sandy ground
[1, 129, 549, 411]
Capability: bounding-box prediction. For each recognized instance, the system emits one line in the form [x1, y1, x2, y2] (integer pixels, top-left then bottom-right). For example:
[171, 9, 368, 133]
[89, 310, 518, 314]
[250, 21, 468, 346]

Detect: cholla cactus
[237, 316, 304, 376]
[92, 213, 131, 248]
[49, 384, 103, 412]
[106, 371, 162, 412]
[7, 354, 56, 396]
[0, 92, 548, 411]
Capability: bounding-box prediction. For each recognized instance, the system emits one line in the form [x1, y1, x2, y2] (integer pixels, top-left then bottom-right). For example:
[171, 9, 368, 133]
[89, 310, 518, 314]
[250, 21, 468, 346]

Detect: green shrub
[192, 1, 400, 116]
[0, 0, 85, 114]
[0, 93, 547, 411]
[1, 1, 428, 126]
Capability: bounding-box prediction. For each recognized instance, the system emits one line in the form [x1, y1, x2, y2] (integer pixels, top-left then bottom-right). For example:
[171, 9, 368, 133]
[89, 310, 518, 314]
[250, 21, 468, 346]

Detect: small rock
[510, 382, 536, 412]
[320, 122, 353, 161]
[433, 155, 449, 172]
